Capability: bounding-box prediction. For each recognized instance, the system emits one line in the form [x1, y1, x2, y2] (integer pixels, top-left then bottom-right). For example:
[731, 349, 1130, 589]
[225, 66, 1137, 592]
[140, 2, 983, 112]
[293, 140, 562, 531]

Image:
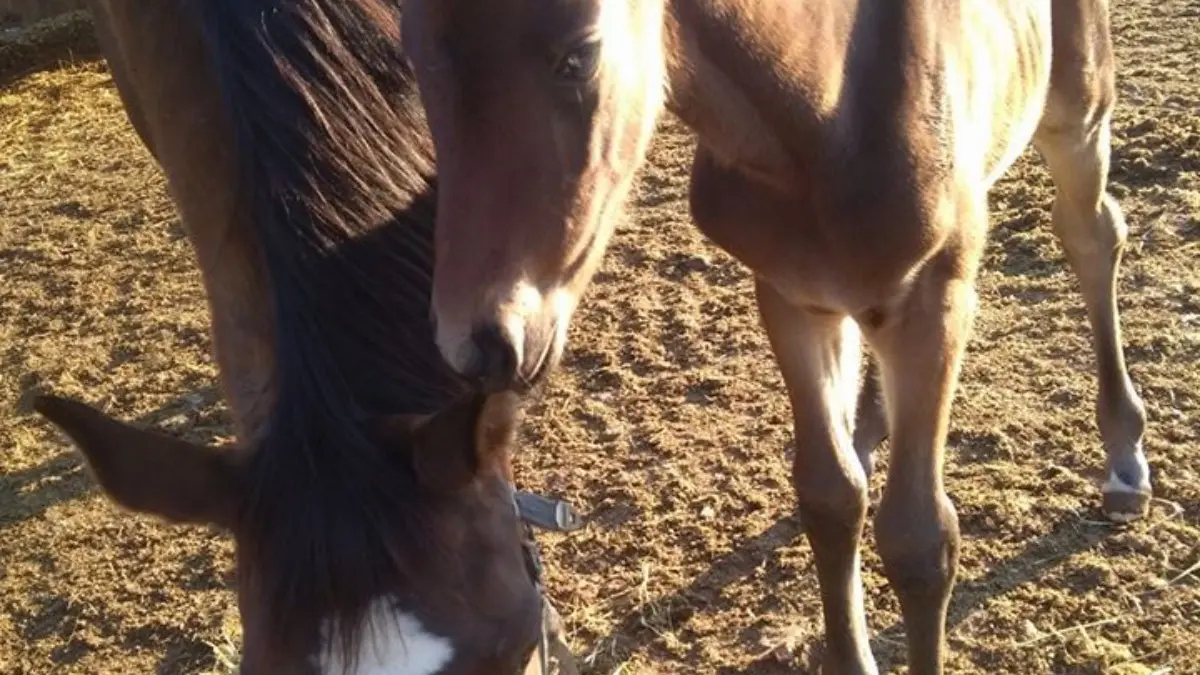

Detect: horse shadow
[584, 508, 1112, 674]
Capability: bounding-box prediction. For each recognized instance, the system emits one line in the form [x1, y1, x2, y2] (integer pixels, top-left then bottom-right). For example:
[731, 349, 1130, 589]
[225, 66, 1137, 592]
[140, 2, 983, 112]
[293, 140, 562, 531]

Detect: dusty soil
[1, 1, 1198, 673]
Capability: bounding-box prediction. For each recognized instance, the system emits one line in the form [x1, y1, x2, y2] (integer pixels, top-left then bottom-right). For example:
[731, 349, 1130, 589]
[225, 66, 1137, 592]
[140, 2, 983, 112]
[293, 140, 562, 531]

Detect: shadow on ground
[0, 385, 225, 532]
[583, 510, 1113, 674]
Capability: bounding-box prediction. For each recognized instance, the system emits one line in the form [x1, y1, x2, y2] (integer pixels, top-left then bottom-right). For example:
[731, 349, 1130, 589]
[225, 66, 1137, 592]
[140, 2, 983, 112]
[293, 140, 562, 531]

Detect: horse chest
[315, 604, 455, 675]
[688, 145, 943, 312]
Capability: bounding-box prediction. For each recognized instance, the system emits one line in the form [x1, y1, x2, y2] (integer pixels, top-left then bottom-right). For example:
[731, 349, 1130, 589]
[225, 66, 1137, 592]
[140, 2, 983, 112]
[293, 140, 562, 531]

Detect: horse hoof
[1102, 485, 1151, 523]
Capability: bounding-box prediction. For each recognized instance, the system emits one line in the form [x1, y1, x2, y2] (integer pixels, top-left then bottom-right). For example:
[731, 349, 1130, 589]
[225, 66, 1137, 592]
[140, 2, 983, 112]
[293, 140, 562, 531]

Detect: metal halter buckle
[514, 491, 585, 533]
[512, 490, 585, 674]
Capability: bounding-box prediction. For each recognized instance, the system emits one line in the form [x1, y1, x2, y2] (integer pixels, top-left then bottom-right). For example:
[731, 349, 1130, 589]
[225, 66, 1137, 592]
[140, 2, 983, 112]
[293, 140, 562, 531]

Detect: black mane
[187, 0, 465, 661]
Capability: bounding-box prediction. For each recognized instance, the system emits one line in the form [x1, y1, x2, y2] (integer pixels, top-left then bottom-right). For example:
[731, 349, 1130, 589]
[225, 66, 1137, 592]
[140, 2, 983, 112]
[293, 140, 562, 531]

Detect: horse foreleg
[867, 225, 982, 675]
[757, 280, 878, 675]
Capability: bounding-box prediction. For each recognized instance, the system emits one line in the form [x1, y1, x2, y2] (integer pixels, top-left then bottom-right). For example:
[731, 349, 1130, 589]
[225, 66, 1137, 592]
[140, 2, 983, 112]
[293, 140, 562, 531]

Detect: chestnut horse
[401, 0, 1149, 673]
[32, 0, 576, 673]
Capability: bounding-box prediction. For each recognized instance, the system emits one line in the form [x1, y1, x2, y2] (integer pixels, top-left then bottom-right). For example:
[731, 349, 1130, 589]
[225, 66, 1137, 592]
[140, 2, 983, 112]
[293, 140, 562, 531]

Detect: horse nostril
[468, 324, 520, 392]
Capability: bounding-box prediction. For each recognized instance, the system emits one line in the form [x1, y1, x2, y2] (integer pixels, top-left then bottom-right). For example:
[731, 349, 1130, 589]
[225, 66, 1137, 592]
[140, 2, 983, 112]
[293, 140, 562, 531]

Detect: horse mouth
[516, 323, 559, 395]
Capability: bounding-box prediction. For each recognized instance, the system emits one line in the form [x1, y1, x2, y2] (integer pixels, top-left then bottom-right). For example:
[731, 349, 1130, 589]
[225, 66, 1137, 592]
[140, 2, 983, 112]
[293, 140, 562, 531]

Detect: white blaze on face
[318, 599, 454, 675]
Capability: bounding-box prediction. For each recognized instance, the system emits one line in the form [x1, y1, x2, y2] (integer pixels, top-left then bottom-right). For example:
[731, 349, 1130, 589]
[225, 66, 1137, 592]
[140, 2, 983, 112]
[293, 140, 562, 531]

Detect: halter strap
[510, 489, 584, 674]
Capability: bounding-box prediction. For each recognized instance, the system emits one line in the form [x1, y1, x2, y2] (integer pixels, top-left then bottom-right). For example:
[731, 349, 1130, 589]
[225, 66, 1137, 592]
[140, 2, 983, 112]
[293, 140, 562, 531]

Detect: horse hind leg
[1033, 16, 1149, 521]
[1033, 120, 1149, 521]
[852, 356, 888, 480]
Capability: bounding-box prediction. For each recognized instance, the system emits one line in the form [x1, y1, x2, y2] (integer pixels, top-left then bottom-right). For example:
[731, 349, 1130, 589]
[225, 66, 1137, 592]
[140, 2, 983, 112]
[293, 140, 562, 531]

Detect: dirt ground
[1, 2, 1198, 674]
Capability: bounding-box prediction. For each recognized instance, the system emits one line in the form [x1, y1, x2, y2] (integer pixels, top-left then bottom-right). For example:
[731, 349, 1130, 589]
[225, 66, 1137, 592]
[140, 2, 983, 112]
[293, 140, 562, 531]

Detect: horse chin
[514, 340, 559, 398]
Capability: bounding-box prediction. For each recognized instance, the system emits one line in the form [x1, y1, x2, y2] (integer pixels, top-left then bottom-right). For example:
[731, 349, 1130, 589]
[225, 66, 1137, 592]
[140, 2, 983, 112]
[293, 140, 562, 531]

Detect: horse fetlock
[1097, 380, 1147, 449]
[1096, 377, 1151, 523]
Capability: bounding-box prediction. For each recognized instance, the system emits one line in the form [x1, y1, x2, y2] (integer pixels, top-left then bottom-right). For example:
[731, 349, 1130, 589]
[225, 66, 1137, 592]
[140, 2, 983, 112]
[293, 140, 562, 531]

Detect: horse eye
[553, 40, 601, 83]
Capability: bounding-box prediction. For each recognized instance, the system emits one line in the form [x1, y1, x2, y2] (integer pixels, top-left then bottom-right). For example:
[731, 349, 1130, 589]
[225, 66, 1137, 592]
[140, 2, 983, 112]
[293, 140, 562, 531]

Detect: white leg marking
[319, 599, 454, 675]
[1101, 448, 1152, 522]
[1101, 448, 1151, 495]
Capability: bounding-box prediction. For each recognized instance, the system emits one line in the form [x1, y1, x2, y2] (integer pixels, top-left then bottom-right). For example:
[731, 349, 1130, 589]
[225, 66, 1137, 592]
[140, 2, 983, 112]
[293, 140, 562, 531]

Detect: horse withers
[401, 0, 1149, 673]
[34, 0, 576, 673]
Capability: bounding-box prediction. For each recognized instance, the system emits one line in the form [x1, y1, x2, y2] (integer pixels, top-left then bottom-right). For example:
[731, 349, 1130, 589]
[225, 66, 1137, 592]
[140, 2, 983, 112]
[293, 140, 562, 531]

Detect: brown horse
[401, 0, 1150, 673]
[32, 0, 576, 673]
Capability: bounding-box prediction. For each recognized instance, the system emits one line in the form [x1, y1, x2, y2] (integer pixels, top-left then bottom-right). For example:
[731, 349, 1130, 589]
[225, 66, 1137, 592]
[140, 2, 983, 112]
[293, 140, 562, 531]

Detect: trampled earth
[1, 2, 1198, 673]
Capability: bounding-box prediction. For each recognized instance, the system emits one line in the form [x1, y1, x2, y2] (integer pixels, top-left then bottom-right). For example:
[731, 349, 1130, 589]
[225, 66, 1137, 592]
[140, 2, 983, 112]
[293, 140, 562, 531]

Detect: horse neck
[662, 0, 926, 180]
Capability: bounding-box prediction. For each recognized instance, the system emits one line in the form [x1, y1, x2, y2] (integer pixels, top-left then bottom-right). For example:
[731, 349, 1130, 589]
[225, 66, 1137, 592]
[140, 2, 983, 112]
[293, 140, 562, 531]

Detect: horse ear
[376, 392, 522, 493]
[32, 395, 242, 530]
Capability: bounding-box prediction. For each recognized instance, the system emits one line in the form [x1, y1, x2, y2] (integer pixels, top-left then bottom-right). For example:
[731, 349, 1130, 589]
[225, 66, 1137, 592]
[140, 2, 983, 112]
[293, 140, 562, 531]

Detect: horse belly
[689, 147, 926, 314]
[947, 1, 1053, 186]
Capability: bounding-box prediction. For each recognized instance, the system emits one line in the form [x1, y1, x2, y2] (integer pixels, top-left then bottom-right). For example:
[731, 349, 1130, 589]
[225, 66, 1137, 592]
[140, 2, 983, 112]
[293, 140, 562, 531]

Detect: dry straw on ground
[2, 3, 1199, 674]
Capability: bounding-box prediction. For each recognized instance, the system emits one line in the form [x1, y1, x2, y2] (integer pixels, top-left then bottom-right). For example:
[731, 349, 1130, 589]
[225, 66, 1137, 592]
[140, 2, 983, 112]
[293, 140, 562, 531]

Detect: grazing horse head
[34, 0, 567, 672]
[401, 0, 668, 392]
[35, 391, 542, 674]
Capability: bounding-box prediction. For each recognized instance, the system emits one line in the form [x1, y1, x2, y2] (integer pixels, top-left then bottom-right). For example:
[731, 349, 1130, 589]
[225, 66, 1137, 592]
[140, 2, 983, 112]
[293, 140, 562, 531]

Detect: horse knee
[874, 492, 961, 601]
[1072, 189, 1127, 239]
[1037, 123, 1126, 254]
[792, 441, 869, 539]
